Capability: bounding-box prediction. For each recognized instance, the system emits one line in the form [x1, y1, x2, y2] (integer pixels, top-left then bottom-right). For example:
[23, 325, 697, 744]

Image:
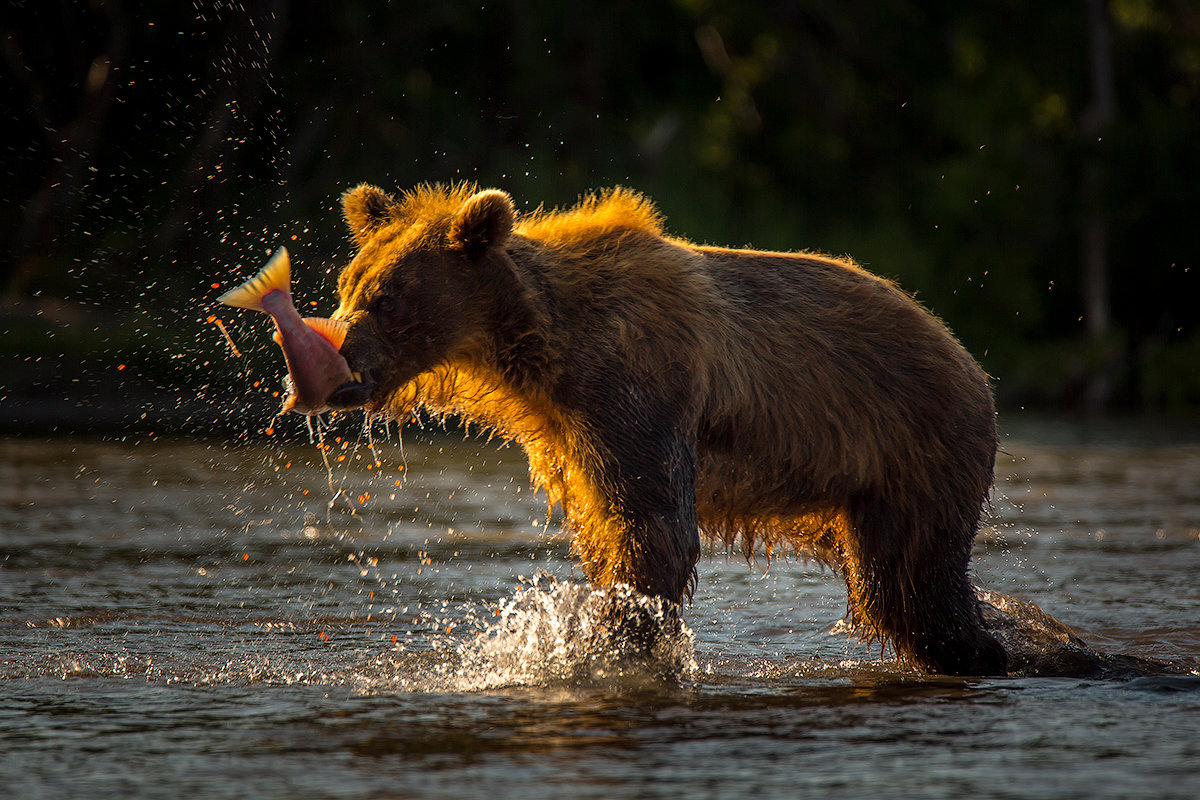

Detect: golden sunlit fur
[331, 183, 1007, 675]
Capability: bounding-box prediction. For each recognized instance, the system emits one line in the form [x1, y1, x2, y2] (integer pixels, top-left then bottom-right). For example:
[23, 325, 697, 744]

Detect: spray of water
[458, 577, 696, 689]
[356, 577, 697, 694]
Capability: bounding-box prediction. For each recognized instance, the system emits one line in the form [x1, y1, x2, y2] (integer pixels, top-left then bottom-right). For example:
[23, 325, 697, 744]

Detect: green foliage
[1141, 332, 1200, 409]
[3, 0, 1198, 411]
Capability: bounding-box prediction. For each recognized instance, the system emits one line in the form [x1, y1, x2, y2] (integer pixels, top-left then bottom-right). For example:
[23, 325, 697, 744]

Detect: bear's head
[325, 183, 517, 411]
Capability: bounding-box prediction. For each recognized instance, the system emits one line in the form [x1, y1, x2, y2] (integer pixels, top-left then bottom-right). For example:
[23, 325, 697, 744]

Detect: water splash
[361, 412, 387, 467]
[363, 577, 697, 694]
[978, 588, 1199, 679]
[460, 577, 696, 690]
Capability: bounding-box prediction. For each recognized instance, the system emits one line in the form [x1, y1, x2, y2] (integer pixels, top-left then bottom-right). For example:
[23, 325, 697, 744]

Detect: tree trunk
[1079, 0, 1116, 408]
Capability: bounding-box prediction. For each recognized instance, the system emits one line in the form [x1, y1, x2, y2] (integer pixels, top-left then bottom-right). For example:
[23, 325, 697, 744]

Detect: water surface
[1, 417, 1198, 798]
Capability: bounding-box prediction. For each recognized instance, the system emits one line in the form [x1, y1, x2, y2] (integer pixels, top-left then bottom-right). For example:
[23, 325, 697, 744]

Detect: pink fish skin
[218, 247, 353, 415]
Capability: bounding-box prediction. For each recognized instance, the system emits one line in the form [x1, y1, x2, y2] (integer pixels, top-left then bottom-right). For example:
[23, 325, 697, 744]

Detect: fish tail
[217, 247, 291, 311]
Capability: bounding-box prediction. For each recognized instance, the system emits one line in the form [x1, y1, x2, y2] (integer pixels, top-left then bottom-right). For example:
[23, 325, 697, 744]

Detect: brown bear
[326, 182, 1008, 676]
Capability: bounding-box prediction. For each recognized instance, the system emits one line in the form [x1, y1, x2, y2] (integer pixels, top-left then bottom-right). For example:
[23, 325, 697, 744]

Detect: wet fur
[332, 183, 1006, 676]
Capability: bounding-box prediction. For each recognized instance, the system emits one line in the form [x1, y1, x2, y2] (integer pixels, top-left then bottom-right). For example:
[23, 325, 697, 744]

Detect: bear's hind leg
[842, 495, 1007, 676]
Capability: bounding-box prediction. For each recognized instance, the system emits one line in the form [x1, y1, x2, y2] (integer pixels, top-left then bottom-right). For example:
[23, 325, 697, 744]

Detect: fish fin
[217, 247, 291, 311]
[272, 318, 346, 349]
[302, 317, 348, 350]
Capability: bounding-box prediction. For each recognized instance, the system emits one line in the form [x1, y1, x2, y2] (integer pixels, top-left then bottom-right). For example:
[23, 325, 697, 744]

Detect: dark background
[3, 0, 1199, 433]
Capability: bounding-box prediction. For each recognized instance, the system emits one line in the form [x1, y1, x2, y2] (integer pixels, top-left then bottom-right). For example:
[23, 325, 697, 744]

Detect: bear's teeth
[351, 371, 362, 383]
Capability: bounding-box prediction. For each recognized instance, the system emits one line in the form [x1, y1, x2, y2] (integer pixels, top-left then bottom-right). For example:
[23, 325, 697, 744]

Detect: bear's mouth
[325, 368, 377, 409]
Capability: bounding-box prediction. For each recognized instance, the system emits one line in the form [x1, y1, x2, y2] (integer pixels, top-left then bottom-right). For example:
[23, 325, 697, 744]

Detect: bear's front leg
[563, 391, 701, 604]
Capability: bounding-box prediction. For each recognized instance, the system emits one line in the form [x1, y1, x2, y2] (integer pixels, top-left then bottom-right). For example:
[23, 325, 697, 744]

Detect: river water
[1, 416, 1198, 799]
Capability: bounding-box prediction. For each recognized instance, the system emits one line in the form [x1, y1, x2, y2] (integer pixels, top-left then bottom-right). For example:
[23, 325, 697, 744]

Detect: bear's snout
[325, 369, 376, 409]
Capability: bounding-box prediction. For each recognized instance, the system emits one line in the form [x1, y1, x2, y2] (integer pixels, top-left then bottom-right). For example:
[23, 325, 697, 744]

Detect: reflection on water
[1, 416, 1198, 798]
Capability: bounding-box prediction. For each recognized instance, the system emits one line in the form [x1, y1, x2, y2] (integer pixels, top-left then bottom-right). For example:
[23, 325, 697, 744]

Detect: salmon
[217, 247, 354, 415]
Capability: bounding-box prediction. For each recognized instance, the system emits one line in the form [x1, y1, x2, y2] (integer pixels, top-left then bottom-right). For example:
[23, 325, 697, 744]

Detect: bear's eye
[374, 295, 406, 333]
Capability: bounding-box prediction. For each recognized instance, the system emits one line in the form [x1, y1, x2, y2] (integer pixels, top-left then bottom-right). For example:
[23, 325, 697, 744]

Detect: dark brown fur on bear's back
[330, 184, 1006, 676]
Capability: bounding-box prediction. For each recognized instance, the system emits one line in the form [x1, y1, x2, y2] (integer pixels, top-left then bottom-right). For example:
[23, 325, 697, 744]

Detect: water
[2, 417, 1198, 799]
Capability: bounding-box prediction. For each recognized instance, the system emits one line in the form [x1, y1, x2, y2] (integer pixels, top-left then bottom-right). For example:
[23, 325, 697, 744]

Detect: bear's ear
[449, 189, 515, 261]
[342, 184, 394, 243]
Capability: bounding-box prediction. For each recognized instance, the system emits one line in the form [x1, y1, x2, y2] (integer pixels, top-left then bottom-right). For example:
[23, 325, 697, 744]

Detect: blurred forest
[3, 0, 1200, 430]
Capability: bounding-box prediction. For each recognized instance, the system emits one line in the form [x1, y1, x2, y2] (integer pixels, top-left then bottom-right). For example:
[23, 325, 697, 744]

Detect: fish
[217, 247, 354, 415]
